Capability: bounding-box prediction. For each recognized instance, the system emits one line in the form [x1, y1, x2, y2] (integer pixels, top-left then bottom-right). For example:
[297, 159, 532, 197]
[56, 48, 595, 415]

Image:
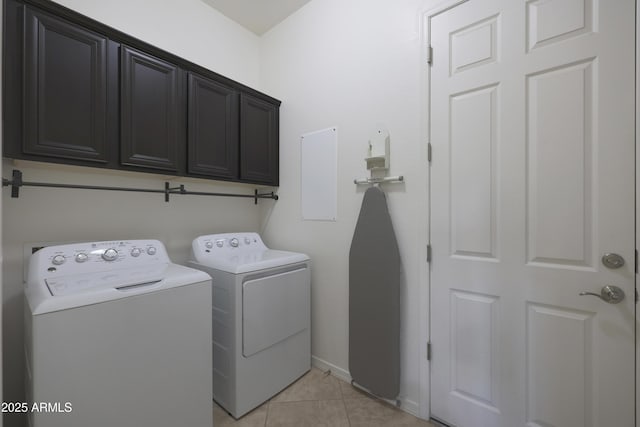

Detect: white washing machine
[24, 240, 213, 427]
[188, 232, 310, 418]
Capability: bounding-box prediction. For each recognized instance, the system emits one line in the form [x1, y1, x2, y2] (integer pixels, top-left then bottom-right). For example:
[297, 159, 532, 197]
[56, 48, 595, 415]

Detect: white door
[429, 1, 635, 426]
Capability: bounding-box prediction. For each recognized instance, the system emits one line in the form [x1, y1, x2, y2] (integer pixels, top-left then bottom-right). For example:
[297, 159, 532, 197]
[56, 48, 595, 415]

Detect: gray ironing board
[349, 186, 400, 399]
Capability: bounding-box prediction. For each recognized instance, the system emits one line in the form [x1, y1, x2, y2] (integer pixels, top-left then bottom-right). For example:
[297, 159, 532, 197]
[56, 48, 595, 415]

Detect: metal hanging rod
[2, 169, 278, 204]
[353, 175, 404, 185]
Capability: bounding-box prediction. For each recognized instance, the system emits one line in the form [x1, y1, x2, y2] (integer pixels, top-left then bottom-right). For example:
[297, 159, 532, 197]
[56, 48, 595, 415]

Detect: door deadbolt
[602, 253, 625, 269]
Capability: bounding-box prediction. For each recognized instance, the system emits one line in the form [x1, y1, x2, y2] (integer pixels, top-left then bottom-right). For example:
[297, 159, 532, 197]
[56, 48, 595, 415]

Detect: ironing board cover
[349, 186, 400, 399]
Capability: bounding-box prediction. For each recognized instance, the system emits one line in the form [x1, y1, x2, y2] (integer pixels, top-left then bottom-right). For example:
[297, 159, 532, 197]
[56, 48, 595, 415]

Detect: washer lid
[192, 249, 309, 274]
[26, 264, 211, 315]
[45, 265, 166, 297]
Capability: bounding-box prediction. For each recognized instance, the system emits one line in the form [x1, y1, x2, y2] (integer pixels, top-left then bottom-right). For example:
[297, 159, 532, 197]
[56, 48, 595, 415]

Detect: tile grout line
[337, 377, 353, 427]
[264, 398, 272, 427]
[342, 397, 352, 427]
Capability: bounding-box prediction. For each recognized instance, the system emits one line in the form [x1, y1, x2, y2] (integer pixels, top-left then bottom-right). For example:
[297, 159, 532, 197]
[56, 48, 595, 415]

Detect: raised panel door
[23, 7, 109, 163]
[240, 94, 279, 185]
[430, 1, 635, 426]
[187, 73, 238, 179]
[121, 45, 183, 173]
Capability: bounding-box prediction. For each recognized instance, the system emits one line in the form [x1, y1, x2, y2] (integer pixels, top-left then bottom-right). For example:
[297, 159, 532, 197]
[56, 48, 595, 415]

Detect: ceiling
[201, 0, 313, 35]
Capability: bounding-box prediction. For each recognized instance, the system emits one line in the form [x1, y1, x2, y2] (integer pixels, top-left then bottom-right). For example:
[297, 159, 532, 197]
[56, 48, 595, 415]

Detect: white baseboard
[310, 355, 421, 418]
[311, 355, 351, 382]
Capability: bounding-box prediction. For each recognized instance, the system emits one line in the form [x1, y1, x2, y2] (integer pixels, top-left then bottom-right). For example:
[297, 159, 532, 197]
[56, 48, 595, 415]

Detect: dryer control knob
[216, 240, 224, 248]
[130, 248, 142, 257]
[205, 241, 213, 249]
[75, 253, 89, 263]
[244, 237, 251, 245]
[102, 248, 118, 261]
[52, 255, 66, 265]
[229, 238, 239, 248]
[147, 246, 157, 256]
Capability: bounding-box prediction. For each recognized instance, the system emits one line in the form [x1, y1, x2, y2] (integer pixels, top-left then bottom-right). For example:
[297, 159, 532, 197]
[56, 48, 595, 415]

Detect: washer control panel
[192, 232, 266, 257]
[30, 240, 169, 280]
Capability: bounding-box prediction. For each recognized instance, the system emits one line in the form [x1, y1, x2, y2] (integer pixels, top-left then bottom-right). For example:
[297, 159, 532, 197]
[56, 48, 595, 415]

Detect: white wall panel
[300, 128, 337, 221]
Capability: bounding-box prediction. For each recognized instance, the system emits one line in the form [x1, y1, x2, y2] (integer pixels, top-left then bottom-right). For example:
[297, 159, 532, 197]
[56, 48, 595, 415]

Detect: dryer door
[242, 265, 310, 357]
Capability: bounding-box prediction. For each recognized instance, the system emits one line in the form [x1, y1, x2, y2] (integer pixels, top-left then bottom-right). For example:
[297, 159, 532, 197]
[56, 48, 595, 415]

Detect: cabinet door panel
[240, 94, 279, 185]
[24, 7, 108, 162]
[121, 46, 182, 172]
[188, 73, 238, 179]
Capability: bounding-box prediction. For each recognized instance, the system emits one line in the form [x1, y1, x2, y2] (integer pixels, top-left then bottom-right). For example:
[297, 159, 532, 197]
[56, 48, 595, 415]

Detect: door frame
[419, 0, 469, 420]
[420, 0, 638, 423]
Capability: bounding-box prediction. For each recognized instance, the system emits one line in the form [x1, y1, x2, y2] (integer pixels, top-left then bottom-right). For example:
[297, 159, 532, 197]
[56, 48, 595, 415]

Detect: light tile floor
[213, 368, 437, 427]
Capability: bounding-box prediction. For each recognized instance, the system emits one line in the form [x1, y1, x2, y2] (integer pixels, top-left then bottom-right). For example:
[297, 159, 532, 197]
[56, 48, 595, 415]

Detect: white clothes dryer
[24, 240, 213, 427]
[188, 232, 310, 418]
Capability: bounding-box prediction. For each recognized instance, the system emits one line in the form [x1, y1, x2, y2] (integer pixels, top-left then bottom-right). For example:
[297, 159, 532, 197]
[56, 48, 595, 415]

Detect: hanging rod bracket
[10, 169, 23, 198]
[2, 169, 24, 198]
[164, 183, 185, 202]
[254, 190, 279, 204]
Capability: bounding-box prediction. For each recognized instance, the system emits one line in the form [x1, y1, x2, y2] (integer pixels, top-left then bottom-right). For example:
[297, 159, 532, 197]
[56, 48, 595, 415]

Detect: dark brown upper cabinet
[22, 7, 110, 163]
[187, 73, 238, 180]
[4, 0, 280, 186]
[120, 45, 184, 173]
[240, 94, 279, 185]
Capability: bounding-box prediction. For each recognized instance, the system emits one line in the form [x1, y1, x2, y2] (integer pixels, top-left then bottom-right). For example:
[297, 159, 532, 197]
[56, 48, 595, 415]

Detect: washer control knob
[102, 248, 118, 261]
[229, 238, 239, 248]
[75, 253, 89, 263]
[216, 240, 224, 248]
[244, 237, 251, 245]
[205, 241, 213, 249]
[52, 255, 66, 265]
[147, 246, 157, 256]
[130, 248, 142, 257]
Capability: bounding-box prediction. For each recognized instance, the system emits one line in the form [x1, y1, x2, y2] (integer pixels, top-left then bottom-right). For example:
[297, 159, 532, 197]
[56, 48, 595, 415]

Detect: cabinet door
[23, 7, 108, 162]
[187, 73, 238, 179]
[121, 45, 183, 173]
[240, 94, 279, 185]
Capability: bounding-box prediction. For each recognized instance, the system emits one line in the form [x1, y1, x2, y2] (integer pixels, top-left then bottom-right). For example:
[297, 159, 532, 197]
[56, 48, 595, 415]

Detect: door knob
[579, 285, 625, 304]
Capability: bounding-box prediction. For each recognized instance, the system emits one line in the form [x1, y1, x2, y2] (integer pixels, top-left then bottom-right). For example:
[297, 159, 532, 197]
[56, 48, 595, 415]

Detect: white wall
[2, 2, 263, 425]
[259, 0, 436, 414]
